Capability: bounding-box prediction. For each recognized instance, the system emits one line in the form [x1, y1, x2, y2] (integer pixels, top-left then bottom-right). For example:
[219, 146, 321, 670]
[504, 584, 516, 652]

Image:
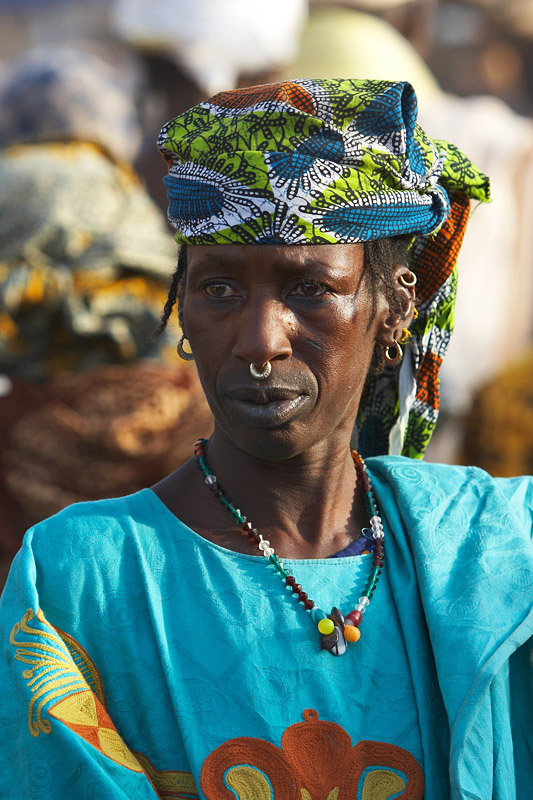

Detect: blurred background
[0, 0, 532, 583]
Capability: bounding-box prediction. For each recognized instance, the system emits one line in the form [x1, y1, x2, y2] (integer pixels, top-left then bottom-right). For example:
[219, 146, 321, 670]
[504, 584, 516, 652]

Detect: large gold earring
[177, 335, 194, 361]
[399, 271, 417, 287]
[384, 341, 403, 364]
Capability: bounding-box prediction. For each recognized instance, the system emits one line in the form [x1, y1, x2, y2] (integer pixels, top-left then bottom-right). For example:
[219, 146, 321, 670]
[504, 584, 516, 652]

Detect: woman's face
[182, 243, 392, 460]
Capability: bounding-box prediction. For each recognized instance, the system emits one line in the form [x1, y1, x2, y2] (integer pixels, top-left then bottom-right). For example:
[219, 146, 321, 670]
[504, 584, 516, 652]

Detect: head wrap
[158, 78, 490, 459]
[0, 142, 177, 381]
[0, 46, 141, 163]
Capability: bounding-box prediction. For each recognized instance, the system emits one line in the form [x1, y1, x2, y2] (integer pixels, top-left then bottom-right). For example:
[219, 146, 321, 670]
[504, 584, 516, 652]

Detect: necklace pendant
[320, 607, 347, 656]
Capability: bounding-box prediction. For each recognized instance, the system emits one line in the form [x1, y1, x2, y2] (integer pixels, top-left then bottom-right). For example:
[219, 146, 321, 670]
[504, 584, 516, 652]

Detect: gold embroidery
[225, 765, 272, 800]
[10, 609, 86, 736]
[55, 626, 106, 705]
[362, 769, 406, 800]
[97, 727, 144, 772]
[301, 789, 339, 800]
[134, 751, 200, 798]
[10, 608, 200, 797]
[48, 689, 144, 774]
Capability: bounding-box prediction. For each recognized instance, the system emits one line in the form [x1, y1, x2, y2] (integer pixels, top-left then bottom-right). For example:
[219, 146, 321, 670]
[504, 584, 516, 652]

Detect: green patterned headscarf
[158, 79, 490, 458]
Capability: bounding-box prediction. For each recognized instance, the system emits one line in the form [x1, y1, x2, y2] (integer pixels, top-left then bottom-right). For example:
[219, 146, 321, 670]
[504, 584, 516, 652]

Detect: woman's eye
[292, 281, 329, 297]
[204, 283, 236, 298]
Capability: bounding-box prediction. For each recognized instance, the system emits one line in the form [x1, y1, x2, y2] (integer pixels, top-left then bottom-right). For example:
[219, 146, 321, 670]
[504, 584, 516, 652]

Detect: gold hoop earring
[250, 362, 271, 380]
[399, 271, 417, 287]
[384, 341, 403, 364]
[177, 335, 194, 361]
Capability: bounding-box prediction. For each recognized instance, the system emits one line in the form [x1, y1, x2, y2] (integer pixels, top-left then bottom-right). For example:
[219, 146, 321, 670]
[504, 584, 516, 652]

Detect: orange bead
[344, 624, 361, 643]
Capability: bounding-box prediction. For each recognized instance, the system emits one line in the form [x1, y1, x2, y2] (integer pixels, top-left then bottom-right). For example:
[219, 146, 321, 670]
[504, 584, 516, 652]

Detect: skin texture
[153, 243, 415, 559]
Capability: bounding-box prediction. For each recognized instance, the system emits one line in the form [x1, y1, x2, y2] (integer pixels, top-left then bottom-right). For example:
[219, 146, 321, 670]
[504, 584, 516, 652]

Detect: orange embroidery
[201, 708, 424, 800]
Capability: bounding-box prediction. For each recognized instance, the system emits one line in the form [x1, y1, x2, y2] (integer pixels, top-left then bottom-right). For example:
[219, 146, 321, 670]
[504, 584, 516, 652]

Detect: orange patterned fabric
[201, 708, 424, 800]
[210, 81, 316, 114]
[414, 192, 470, 305]
[415, 351, 443, 410]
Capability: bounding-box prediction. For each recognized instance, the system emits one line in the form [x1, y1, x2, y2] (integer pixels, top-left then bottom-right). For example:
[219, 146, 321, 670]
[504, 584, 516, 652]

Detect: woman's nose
[231, 297, 293, 367]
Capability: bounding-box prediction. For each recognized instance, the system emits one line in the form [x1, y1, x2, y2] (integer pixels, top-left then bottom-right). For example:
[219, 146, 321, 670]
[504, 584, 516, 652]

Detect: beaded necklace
[194, 438, 385, 656]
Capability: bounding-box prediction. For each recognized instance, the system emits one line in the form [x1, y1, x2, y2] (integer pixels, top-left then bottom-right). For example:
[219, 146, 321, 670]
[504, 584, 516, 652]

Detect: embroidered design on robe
[201, 708, 424, 800]
[10, 608, 199, 799]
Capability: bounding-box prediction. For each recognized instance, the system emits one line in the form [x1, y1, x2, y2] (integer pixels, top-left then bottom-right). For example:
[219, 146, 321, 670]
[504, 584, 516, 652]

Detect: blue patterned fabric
[0, 460, 531, 799]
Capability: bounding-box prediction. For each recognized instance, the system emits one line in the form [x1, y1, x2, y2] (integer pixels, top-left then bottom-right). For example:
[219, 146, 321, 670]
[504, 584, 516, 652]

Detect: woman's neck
[153, 426, 369, 559]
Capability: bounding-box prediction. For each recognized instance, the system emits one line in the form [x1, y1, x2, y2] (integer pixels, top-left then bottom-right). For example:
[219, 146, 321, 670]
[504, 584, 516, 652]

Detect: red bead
[345, 610, 362, 627]
[291, 584, 302, 595]
[297, 591, 307, 603]
[304, 598, 314, 610]
[214, 490, 223, 499]
[285, 576, 296, 587]
[373, 558, 384, 568]
[242, 522, 253, 531]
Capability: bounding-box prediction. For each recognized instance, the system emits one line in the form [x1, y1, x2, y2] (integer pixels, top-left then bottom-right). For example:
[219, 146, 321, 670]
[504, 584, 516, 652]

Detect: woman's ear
[376, 265, 417, 347]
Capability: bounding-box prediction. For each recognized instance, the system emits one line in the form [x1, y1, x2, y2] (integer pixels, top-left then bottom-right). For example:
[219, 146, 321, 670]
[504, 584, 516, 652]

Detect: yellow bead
[318, 618, 334, 635]
[344, 625, 361, 643]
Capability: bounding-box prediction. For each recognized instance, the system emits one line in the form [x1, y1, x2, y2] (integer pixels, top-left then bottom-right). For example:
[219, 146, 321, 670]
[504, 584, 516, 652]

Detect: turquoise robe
[0, 457, 531, 799]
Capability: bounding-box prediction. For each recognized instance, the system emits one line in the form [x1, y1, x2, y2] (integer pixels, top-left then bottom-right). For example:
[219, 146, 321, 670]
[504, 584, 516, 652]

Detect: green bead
[318, 618, 334, 635]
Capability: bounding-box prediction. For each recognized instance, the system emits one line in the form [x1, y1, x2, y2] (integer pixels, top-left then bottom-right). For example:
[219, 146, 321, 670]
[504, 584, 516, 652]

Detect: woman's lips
[224, 390, 311, 428]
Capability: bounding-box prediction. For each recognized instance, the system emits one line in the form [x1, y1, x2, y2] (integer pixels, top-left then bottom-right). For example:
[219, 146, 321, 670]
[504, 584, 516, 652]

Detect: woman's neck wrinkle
[205, 437, 359, 547]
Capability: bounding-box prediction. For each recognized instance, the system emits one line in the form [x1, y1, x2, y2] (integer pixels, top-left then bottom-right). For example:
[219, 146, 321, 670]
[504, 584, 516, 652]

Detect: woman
[1, 79, 531, 800]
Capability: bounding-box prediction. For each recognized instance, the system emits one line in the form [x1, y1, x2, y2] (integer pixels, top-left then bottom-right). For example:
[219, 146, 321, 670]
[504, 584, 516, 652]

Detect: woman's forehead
[186, 243, 365, 274]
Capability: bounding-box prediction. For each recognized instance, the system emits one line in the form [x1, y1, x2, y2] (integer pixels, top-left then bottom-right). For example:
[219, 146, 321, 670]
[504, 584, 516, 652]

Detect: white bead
[355, 604, 366, 614]
[205, 474, 217, 485]
[358, 596, 370, 607]
[258, 540, 270, 551]
[370, 515, 382, 528]
[373, 529, 384, 539]
[263, 547, 275, 558]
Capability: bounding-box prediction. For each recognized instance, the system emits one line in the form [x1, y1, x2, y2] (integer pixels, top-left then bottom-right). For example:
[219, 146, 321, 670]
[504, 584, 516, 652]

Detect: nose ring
[250, 362, 271, 380]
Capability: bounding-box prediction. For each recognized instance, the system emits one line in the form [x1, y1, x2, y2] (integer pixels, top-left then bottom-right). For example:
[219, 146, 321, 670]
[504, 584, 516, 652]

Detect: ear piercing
[177, 335, 194, 361]
[250, 362, 272, 380]
[384, 341, 403, 364]
[399, 270, 417, 287]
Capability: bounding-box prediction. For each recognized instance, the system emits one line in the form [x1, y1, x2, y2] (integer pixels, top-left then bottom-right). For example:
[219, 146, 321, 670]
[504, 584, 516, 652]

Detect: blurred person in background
[112, 0, 308, 211]
[0, 45, 212, 573]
